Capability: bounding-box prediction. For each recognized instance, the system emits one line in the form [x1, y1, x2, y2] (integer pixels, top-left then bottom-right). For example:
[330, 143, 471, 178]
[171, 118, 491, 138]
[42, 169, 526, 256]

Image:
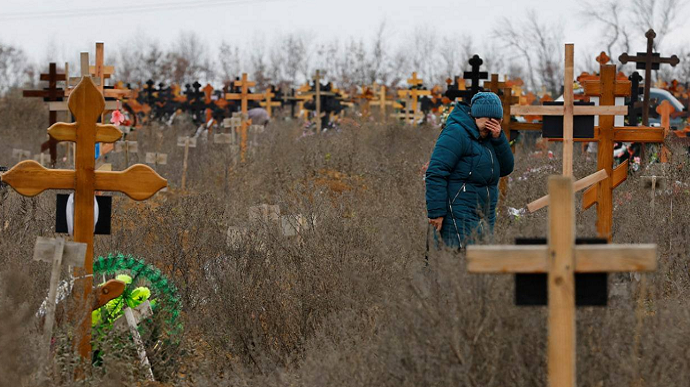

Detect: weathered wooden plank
[527, 169, 608, 212]
[613, 127, 665, 142]
[466, 245, 547, 273]
[547, 175, 576, 387]
[574, 244, 657, 272]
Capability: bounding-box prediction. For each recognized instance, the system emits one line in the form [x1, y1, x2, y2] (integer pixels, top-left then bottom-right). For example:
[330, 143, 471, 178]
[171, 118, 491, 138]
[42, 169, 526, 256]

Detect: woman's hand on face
[486, 119, 502, 138]
[429, 217, 443, 232]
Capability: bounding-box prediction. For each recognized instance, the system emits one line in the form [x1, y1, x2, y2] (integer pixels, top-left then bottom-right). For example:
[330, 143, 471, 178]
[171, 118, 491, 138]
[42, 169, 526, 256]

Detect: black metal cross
[618, 29, 680, 126]
[627, 72, 644, 126]
[444, 55, 488, 102]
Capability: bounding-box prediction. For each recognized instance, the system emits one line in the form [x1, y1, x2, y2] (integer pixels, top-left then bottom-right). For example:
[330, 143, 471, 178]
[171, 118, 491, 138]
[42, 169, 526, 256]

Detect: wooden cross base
[467, 175, 656, 387]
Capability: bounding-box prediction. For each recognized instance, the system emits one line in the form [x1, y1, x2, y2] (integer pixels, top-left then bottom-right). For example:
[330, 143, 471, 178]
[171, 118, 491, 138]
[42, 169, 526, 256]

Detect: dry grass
[0, 94, 689, 386]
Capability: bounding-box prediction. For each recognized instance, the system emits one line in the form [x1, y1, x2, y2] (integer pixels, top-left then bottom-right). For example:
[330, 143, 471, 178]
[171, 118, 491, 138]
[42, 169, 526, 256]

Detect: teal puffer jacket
[425, 103, 514, 247]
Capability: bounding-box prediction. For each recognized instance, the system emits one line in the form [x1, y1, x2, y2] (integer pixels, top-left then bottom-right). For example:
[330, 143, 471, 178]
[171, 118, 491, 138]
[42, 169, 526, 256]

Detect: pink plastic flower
[110, 109, 125, 126]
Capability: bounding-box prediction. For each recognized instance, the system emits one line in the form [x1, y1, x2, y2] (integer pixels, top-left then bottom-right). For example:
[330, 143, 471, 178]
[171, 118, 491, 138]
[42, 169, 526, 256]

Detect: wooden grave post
[33, 237, 85, 363]
[115, 301, 155, 381]
[114, 140, 138, 168]
[0, 77, 167, 359]
[145, 152, 168, 169]
[226, 73, 263, 161]
[619, 29, 680, 126]
[177, 136, 197, 190]
[467, 175, 657, 387]
[260, 88, 281, 118]
[369, 83, 396, 118]
[23, 63, 67, 166]
[313, 70, 325, 132]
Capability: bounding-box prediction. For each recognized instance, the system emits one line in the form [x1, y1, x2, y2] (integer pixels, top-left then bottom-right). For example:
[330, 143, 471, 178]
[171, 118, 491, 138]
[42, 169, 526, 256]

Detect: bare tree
[492, 17, 538, 91]
[579, 1, 631, 62]
[167, 31, 213, 84]
[631, 0, 684, 49]
[218, 41, 242, 85]
[0, 42, 30, 94]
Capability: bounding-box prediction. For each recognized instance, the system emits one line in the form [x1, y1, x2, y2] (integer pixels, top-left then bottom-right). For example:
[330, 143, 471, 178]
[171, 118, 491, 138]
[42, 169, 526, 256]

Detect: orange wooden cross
[596, 51, 610, 66]
[203, 84, 214, 105]
[0, 77, 167, 359]
[396, 72, 431, 126]
[483, 73, 508, 94]
[226, 73, 263, 161]
[578, 65, 664, 239]
[655, 100, 675, 162]
[260, 88, 281, 118]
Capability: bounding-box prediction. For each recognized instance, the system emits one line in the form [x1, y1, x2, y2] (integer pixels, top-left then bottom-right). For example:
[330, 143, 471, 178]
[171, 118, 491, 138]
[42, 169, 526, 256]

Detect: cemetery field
[1, 93, 690, 385]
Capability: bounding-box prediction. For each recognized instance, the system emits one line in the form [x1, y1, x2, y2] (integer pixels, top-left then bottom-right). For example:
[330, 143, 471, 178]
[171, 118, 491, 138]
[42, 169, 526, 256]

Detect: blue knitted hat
[470, 92, 503, 119]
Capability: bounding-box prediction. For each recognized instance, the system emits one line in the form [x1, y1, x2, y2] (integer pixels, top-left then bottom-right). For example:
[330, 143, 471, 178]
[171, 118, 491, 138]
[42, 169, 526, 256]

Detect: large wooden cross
[511, 44, 627, 177]
[0, 77, 167, 359]
[23, 62, 67, 166]
[467, 175, 657, 387]
[226, 73, 263, 161]
[618, 29, 680, 126]
[578, 64, 664, 239]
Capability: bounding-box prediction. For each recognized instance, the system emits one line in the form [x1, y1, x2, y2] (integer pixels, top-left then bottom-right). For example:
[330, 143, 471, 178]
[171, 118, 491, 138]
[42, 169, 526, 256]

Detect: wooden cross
[369, 84, 396, 118]
[618, 29, 680, 126]
[260, 87, 281, 118]
[483, 73, 507, 95]
[0, 77, 167, 359]
[578, 64, 664, 240]
[596, 51, 610, 66]
[467, 175, 657, 387]
[655, 100, 675, 162]
[203, 83, 214, 105]
[23, 63, 67, 166]
[396, 73, 431, 126]
[226, 73, 263, 160]
[177, 136, 197, 190]
[511, 44, 628, 177]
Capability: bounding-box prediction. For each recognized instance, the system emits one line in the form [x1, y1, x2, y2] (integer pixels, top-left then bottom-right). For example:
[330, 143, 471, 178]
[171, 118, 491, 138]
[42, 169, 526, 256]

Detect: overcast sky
[1, 0, 689, 66]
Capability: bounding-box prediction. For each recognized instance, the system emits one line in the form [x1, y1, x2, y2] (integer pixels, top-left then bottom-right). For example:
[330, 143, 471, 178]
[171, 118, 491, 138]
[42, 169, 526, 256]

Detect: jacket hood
[447, 102, 480, 140]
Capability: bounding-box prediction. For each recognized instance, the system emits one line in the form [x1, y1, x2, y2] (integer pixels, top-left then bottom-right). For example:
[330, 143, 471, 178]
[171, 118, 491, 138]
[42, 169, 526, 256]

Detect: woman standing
[425, 92, 514, 248]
